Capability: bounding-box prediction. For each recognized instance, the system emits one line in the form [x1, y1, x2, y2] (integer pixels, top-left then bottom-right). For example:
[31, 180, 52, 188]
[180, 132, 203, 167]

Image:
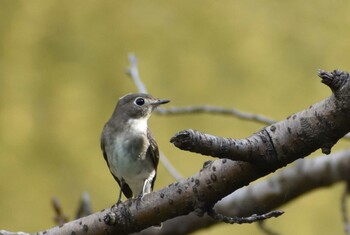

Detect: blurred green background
[1, 1, 350, 234]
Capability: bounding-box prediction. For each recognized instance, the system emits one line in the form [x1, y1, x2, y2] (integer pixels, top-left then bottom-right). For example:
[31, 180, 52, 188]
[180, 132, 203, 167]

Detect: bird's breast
[108, 132, 152, 179]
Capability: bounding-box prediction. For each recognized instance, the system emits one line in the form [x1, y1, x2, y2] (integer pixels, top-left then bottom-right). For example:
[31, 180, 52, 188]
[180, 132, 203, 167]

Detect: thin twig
[156, 106, 276, 125]
[0, 231, 30, 235]
[207, 207, 283, 224]
[160, 152, 183, 180]
[126, 53, 147, 94]
[138, 149, 350, 235]
[341, 182, 350, 235]
[76, 192, 93, 219]
[51, 197, 69, 225]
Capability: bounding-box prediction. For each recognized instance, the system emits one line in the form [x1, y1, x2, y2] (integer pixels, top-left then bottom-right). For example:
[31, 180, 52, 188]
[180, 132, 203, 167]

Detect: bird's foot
[136, 194, 143, 210]
[111, 199, 122, 211]
[135, 192, 149, 209]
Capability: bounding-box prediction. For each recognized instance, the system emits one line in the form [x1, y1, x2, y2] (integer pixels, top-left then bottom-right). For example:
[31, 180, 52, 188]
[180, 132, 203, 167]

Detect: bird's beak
[152, 99, 170, 106]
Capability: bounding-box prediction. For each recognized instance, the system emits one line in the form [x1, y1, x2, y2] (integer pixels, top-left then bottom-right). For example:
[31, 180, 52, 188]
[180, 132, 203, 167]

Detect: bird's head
[115, 93, 170, 119]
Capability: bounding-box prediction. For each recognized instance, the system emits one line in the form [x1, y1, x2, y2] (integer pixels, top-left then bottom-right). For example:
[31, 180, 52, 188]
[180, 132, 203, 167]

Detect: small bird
[101, 93, 169, 204]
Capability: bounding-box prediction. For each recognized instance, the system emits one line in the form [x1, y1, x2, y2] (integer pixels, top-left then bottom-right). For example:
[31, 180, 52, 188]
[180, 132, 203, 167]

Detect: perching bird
[101, 93, 169, 204]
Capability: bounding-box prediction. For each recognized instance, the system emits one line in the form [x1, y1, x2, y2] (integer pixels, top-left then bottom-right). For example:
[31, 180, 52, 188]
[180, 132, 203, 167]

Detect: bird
[101, 93, 170, 204]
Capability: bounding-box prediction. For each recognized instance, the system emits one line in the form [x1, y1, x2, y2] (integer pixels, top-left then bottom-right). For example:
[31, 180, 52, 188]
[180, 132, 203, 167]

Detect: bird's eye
[135, 98, 145, 106]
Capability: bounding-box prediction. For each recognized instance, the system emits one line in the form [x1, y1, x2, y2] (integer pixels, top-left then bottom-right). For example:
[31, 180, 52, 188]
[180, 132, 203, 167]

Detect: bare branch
[27, 145, 350, 235]
[341, 182, 350, 235]
[32, 159, 271, 235]
[0, 231, 30, 235]
[76, 192, 93, 219]
[137, 148, 350, 235]
[156, 105, 276, 125]
[207, 207, 283, 224]
[51, 197, 69, 226]
[126, 53, 147, 94]
[160, 152, 183, 180]
[171, 70, 350, 168]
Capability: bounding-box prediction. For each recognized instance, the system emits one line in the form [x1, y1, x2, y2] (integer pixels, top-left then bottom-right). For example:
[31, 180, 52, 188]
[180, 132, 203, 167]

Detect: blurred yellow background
[0, 1, 350, 234]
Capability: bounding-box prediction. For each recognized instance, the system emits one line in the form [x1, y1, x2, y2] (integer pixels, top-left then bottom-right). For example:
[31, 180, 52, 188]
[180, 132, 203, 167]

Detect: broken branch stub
[171, 70, 350, 170]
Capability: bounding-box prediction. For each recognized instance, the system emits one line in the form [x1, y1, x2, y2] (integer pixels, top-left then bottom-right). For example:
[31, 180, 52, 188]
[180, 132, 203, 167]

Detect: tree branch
[156, 105, 276, 125]
[171, 70, 350, 169]
[137, 148, 350, 234]
[206, 208, 283, 224]
[3, 149, 349, 235]
[341, 181, 350, 235]
[126, 53, 147, 94]
[160, 152, 183, 180]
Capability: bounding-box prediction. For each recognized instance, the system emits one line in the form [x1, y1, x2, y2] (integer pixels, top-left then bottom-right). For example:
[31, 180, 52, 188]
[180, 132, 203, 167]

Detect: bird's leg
[135, 195, 142, 210]
[117, 179, 125, 204]
[112, 179, 125, 210]
[141, 178, 152, 200]
[137, 179, 163, 229]
[117, 187, 123, 204]
[136, 178, 152, 209]
[135, 190, 145, 210]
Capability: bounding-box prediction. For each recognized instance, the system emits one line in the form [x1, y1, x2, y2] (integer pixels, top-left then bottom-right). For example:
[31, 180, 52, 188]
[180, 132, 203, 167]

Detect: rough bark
[137, 149, 350, 235]
[171, 70, 350, 170]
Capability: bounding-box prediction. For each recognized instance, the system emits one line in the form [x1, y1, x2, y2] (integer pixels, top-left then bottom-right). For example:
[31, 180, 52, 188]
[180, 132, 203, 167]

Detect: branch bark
[171, 70, 350, 170]
[2, 149, 350, 235]
[137, 148, 350, 235]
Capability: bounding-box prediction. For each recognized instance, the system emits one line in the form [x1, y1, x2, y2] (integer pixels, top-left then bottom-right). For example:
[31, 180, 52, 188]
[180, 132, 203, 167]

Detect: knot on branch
[318, 69, 349, 92]
[170, 129, 278, 168]
[170, 129, 243, 159]
[104, 203, 135, 232]
[170, 129, 195, 150]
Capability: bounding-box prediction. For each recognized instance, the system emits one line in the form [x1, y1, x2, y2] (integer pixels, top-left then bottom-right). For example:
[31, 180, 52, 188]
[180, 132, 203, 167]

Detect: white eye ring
[134, 97, 145, 106]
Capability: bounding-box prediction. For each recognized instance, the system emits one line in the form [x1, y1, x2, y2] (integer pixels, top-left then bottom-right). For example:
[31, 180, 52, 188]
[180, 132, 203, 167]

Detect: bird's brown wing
[101, 132, 133, 198]
[146, 128, 160, 190]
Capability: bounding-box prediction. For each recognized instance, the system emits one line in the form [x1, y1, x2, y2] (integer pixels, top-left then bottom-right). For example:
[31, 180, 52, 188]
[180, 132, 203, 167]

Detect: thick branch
[36, 158, 265, 235]
[2, 149, 350, 235]
[137, 148, 350, 235]
[171, 70, 350, 170]
[29, 147, 350, 235]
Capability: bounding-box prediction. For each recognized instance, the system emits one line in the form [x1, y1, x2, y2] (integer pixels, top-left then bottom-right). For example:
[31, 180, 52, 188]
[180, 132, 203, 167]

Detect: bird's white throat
[127, 117, 148, 133]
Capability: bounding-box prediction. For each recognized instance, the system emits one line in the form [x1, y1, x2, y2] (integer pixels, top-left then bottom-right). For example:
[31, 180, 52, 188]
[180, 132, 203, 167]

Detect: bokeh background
[1, 1, 350, 234]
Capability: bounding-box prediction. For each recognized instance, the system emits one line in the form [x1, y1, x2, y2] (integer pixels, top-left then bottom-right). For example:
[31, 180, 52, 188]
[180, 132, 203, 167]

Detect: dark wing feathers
[146, 128, 160, 189]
